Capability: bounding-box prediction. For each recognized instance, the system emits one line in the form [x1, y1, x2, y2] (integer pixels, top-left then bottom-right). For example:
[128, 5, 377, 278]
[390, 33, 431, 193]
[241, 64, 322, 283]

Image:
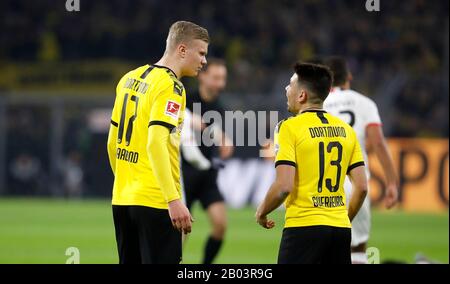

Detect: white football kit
[324, 87, 382, 247]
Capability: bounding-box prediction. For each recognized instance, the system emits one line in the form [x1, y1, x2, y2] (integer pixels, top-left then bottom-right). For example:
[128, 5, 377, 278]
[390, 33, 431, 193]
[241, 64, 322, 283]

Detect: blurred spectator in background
[1, 0, 447, 137]
[62, 151, 84, 198]
[9, 153, 43, 195]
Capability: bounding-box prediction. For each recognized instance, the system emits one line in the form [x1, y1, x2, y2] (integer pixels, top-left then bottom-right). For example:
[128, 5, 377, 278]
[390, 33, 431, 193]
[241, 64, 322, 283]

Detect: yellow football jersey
[110, 64, 186, 209]
[274, 110, 365, 228]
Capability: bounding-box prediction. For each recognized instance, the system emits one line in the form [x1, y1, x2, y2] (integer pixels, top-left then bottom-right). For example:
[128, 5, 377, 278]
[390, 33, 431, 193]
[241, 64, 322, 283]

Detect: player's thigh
[278, 226, 331, 264]
[130, 206, 181, 264]
[206, 201, 227, 228]
[156, 225, 182, 263]
[199, 169, 224, 210]
[323, 227, 351, 264]
[182, 164, 203, 210]
[112, 205, 141, 263]
[152, 209, 182, 264]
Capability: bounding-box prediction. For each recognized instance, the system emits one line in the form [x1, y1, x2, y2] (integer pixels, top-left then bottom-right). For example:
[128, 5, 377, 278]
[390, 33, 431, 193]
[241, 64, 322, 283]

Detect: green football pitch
[0, 198, 447, 264]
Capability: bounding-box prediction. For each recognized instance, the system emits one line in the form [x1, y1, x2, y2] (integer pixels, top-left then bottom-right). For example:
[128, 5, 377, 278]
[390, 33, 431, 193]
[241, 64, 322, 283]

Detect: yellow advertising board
[369, 138, 449, 212]
[0, 61, 135, 94]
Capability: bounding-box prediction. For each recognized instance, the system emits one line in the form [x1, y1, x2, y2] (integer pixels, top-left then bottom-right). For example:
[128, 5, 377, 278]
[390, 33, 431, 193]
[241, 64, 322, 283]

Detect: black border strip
[275, 160, 297, 168]
[148, 120, 176, 131]
[347, 161, 365, 174]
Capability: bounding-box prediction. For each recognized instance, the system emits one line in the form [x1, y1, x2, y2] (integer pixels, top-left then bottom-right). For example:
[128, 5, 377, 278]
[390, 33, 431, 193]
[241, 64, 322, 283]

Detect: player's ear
[178, 43, 187, 58]
[298, 89, 307, 104]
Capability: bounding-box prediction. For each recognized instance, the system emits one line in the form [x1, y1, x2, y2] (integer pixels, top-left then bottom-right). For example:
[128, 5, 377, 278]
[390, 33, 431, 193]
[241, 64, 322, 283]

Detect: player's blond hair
[166, 21, 209, 52]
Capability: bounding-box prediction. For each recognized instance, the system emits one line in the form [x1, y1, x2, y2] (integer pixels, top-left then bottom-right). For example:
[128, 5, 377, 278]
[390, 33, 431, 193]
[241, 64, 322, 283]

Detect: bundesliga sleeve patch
[165, 100, 181, 119]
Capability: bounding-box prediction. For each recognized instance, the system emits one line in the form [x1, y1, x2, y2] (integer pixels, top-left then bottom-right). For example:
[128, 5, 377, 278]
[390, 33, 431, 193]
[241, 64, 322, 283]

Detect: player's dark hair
[324, 56, 349, 87]
[294, 62, 333, 103]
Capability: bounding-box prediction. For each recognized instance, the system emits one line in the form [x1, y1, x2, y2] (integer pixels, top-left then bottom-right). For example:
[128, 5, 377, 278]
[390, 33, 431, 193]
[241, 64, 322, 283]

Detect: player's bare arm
[347, 165, 368, 221]
[366, 125, 399, 209]
[255, 165, 295, 229]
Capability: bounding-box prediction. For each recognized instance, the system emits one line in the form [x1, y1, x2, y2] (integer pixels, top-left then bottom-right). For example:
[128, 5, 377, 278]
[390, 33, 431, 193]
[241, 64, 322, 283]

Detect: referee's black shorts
[112, 205, 182, 264]
[182, 164, 224, 211]
[278, 225, 351, 264]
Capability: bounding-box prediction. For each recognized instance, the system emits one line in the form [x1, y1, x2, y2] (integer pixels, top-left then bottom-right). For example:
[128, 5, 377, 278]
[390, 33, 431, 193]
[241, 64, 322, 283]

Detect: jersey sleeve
[347, 130, 365, 173]
[274, 120, 297, 168]
[148, 80, 185, 130]
[147, 125, 181, 202]
[363, 98, 382, 127]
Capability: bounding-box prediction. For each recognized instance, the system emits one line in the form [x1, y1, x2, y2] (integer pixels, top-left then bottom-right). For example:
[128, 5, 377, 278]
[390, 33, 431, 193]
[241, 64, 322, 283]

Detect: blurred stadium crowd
[1, 0, 448, 135]
[0, 0, 448, 197]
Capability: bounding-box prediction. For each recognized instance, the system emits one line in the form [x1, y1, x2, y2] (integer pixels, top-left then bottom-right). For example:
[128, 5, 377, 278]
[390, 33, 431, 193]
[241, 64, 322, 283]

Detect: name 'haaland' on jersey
[115, 123, 183, 165]
[116, 147, 139, 164]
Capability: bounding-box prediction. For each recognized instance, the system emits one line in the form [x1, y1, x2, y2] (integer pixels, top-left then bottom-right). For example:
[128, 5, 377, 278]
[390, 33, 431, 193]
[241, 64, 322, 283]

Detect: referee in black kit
[182, 58, 234, 264]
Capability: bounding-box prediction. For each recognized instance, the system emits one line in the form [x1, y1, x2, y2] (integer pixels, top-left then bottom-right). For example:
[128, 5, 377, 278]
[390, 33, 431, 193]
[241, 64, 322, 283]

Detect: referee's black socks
[202, 236, 223, 264]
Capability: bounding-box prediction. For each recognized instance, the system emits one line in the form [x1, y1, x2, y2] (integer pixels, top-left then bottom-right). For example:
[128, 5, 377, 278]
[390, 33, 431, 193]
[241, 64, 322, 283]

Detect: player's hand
[168, 199, 194, 234]
[255, 210, 275, 229]
[384, 184, 399, 209]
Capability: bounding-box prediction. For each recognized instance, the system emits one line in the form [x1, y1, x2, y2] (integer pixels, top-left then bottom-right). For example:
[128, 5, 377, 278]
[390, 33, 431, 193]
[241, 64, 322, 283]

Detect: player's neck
[155, 56, 182, 78]
[340, 83, 351, 90]
[299, 104, 324, 114]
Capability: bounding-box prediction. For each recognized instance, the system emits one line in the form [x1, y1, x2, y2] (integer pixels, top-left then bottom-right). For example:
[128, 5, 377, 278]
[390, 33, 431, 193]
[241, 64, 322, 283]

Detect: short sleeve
[274, 120, 297, 168]
[149, 80, 185, 130]
[347, 130, 365, 174]
[363, 98, 382, 126]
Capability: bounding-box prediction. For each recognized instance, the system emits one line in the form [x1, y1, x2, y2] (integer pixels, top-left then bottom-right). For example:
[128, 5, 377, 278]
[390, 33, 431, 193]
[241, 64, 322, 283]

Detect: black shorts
[182, 164, 224, 210]
[278, 226, 351, 264]
[112, 205, 182, 264]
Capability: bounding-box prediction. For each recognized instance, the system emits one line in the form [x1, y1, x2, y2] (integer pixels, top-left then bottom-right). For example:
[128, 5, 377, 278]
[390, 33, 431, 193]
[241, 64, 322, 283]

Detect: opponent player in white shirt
[323, 56, 399, 264]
